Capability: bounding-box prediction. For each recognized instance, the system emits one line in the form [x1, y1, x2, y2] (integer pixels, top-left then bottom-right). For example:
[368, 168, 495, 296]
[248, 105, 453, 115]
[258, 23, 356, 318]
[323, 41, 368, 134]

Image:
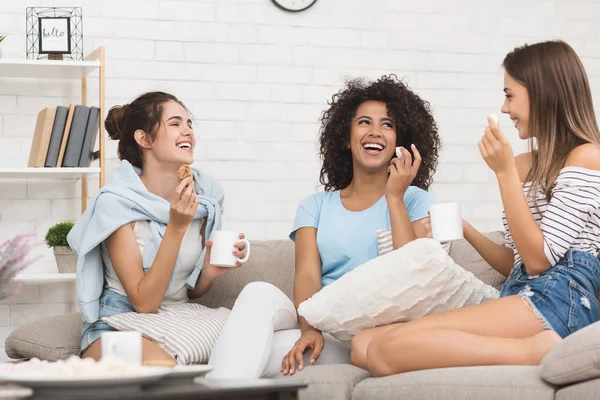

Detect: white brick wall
[1, 0, 600, 359]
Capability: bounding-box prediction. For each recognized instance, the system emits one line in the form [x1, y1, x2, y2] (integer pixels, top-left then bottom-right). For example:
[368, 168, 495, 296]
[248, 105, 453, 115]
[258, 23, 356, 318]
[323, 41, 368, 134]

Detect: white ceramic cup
[101, 331, 142, 365]
[429, 202, 464, 243]
[209, 231, 251, 267]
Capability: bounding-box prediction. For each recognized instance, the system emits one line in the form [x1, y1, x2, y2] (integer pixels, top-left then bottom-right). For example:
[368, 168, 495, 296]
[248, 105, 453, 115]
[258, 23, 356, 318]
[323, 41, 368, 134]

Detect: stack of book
[28, 105, 101, 168]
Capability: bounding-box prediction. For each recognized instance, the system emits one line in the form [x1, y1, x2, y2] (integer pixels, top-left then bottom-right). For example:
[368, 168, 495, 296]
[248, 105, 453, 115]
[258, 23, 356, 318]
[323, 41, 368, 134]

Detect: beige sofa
[6, 233, 600, 399]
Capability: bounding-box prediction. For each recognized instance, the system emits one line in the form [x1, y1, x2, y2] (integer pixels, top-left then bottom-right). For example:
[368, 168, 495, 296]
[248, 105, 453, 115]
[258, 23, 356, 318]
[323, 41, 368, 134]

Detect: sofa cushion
[298, 239, 499, 340]
[194, 240, 295, 309]
[556, 378, 600, 400]
[5, 312, 82, 361]
[541, 321, 600, 385]
[352, 365, 554, 400]
[448, 231, 507, 290]
[280, 364, 370, 400]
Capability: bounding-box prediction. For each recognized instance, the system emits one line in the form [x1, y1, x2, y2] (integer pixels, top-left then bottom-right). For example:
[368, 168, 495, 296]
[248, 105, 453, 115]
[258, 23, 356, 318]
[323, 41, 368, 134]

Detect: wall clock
[271, 0, 318, 12]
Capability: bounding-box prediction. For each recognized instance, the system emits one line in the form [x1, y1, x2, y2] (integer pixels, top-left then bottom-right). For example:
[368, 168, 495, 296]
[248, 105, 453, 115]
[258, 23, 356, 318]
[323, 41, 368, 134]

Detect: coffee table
[25, 378, 307, 400]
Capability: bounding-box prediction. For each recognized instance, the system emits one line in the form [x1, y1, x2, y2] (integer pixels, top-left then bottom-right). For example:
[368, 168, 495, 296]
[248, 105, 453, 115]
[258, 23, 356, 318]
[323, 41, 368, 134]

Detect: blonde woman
[351, 40, 600, 376]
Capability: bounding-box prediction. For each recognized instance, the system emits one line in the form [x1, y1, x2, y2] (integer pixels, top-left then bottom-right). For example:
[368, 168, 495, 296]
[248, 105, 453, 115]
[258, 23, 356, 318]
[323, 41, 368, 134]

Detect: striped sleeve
[541, 167, 600, 265]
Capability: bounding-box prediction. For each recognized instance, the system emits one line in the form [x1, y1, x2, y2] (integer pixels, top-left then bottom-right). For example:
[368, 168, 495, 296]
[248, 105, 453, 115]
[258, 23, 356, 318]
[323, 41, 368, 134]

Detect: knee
[235, 282, 288, 308]
[365, 337, 395, 377]
[351, 329, 385, 369]
[238, 281, 278, 300]
[350, 330, 369, 364]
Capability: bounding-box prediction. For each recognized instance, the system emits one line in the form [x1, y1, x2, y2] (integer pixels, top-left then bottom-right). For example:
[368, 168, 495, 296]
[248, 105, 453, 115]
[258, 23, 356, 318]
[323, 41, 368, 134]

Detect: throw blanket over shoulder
[67, 160, 224, 323]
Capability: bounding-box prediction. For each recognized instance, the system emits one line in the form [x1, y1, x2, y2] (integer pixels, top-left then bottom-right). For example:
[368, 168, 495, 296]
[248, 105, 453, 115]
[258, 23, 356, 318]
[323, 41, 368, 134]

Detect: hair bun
[105, 105, 128, 140]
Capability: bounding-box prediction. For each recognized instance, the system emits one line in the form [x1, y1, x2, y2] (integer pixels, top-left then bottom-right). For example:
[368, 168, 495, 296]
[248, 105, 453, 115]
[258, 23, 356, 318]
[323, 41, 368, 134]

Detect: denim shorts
[500, 250, 600, 339]
[80, 288, 136, 355]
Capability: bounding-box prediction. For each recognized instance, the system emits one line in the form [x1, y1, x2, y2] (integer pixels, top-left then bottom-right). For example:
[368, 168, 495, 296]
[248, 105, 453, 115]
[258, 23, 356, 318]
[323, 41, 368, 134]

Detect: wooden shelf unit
[0, 47, 106, 213]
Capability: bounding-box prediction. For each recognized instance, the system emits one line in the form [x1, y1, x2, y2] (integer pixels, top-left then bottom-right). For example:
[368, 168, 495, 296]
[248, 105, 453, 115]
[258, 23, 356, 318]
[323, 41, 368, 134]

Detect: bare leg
[367, 329, 561, 377]
[351, 295, 551, 369]
[350, 324, 397, 370]
[82, 337, 175, 364]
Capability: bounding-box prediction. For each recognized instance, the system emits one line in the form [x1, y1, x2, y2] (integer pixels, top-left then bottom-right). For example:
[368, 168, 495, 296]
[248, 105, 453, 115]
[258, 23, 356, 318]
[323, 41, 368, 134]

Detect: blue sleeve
[404, 187, 436, 222]
[289, 193, 323, 241]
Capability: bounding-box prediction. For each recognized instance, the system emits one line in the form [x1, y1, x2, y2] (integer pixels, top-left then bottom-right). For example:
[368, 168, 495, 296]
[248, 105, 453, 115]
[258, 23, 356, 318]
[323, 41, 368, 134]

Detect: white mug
[209, 231, 251, 267]
[429, 202, 464, 243]
[101, 331, 142, 365]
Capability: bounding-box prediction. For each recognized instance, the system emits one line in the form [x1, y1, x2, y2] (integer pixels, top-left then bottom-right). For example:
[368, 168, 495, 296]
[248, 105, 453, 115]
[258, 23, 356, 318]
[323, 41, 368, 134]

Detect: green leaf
[44, 221, 75, 247]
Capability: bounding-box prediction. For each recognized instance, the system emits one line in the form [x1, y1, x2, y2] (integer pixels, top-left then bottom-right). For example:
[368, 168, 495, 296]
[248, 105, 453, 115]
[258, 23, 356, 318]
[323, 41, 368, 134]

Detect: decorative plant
[45, 222, 74, 248]
[0, 214, 40, 302]
[0, 35, 5, 43]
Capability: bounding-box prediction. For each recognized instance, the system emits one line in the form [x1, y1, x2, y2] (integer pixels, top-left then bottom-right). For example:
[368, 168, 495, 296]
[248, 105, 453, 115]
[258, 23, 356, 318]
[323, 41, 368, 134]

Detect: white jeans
[207, 281, 351, 379]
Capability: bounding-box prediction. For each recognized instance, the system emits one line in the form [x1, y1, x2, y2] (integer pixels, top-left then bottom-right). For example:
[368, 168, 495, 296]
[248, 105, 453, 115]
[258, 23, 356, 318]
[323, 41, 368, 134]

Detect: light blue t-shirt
[290, 187, 435, 287]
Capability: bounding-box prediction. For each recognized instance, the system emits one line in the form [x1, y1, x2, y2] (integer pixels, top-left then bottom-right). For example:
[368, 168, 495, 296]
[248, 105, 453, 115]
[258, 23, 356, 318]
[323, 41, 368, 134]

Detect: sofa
[6, 233, 600, 399]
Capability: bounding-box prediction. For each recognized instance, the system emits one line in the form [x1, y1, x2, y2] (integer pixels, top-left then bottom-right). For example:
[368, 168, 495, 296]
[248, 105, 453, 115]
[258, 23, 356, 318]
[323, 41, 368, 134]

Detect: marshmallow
[488, 114, 498, 124]
[395, 146, 405, 160]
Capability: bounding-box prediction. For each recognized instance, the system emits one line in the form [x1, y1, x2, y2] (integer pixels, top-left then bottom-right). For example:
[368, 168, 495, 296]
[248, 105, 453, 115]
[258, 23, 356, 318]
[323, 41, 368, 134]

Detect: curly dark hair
[319, 75, 440, 191]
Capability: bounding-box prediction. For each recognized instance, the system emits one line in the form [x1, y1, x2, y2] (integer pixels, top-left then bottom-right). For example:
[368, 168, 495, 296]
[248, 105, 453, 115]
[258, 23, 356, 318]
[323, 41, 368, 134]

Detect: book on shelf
[27, 107, 56, 167]
[78, 106, 100, 168]
[44, 106, 69, 167]
[30, 104, 101, 168]
[62, 105, 91, 167]
[55, 104, 76, 167]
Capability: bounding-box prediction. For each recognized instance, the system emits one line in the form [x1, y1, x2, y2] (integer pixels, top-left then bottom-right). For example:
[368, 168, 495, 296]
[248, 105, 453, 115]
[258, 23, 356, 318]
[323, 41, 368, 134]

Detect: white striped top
[503, 166, 600, 267]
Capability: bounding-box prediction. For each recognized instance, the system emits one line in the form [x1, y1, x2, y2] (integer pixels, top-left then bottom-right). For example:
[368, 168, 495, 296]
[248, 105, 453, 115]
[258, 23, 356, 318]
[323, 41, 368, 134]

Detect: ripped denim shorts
[80, 288, 135, 355]
[500, 249, 600, 339]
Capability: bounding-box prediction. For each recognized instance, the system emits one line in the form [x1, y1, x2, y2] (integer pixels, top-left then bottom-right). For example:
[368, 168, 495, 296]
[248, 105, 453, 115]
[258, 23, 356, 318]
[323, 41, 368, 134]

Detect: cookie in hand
[177, 164, 194, 183]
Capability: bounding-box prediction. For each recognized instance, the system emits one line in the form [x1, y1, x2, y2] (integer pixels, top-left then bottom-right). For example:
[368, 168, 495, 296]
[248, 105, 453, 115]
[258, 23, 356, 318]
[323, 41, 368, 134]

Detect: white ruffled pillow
[298, 238, 499, 341]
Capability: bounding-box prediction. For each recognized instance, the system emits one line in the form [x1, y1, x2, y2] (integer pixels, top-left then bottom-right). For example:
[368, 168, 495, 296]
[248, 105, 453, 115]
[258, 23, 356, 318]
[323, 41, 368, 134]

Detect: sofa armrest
[5, 313, 83, 361]
[541, 321, 600, 386]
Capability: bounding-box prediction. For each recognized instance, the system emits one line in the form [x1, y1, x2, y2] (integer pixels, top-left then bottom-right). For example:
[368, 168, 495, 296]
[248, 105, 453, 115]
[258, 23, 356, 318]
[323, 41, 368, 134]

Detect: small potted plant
[45, 221, 76, 274]
[0, 35, 5, 59]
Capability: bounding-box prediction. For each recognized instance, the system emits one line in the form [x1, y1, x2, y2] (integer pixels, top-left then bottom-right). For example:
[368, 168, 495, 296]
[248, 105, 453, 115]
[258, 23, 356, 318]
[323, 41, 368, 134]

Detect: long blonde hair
[502, 40, 600, 201]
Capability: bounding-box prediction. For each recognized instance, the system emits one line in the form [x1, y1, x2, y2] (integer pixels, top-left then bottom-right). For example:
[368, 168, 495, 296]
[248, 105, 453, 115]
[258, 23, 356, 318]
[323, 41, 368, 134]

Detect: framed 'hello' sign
[26, 7, 83, 61]
[39, 17, 71, 55]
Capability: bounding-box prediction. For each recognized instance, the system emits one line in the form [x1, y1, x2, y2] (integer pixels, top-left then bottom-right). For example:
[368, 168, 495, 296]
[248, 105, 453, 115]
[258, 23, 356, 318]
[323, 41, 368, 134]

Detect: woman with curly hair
[206, 75, 441, 379]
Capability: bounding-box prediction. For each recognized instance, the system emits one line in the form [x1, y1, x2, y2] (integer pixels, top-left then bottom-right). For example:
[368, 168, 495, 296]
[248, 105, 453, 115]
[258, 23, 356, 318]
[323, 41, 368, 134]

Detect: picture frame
[39, 17, 71, 55]
[26, 7, 83, 61]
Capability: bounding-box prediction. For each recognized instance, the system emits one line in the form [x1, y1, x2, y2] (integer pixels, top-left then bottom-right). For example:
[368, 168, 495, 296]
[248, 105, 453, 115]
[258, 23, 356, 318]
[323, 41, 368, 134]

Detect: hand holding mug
[203, 231, 251, 279]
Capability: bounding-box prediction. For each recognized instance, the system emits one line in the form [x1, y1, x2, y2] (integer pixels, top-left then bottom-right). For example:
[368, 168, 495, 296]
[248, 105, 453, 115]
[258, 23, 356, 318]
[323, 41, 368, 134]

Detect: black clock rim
[271, 0, 318, 12]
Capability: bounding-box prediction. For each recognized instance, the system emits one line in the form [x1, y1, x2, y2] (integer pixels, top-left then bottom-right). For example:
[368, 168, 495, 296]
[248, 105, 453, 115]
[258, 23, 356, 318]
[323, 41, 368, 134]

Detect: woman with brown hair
[351, 40, 600, 376]
[68, 91, 246, 363]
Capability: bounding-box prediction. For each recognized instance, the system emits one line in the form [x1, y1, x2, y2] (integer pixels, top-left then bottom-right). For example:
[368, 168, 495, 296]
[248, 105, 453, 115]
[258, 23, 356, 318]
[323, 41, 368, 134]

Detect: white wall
[1, 0, 600, 359]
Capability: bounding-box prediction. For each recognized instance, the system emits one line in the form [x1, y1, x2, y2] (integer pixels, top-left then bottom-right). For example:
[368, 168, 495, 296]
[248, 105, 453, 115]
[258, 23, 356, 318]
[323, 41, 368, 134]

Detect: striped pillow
[377, 229, 451, 255]
[102, 303, 230, 365]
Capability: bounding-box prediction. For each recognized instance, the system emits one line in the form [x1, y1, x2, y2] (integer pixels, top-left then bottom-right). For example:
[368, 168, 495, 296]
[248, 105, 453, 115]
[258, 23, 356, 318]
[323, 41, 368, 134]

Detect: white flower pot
[53, 246, 76, 274]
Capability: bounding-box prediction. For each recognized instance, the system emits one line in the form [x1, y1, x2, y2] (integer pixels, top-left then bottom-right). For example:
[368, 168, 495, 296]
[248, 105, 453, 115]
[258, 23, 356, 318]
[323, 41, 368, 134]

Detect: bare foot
[529, 330, 562, 364]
